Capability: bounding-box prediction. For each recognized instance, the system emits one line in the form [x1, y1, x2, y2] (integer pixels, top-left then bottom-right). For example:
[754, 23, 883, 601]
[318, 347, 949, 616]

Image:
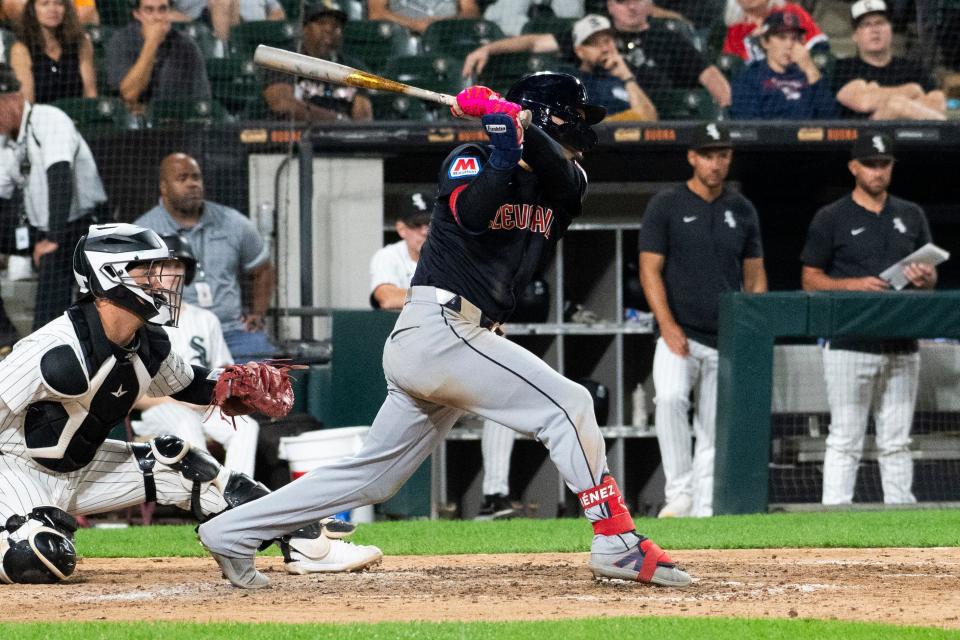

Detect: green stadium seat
[342, 20, 413, 75]
[369, 93, 427, 121]
[145, 99, 231, 126]
[98, 0, 132, 27]
[206, 57, 267, 118]
[421, 18, 505, 59]
[173, 21, 221, 59]
[52, 97, 133, 131]
[812, 50, 836, 80]
[478, 52, 561, 95]
[277, 0, 302, 21]
[383, 55, 466, 95]
[229, 20, 297, 59]
[653, 88, 720, 120]
[716, 53, 744, 79]
[521, 16, 576, 39]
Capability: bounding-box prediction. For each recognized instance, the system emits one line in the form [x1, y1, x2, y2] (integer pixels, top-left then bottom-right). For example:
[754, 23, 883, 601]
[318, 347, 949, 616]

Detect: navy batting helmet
[505, 72, 606, 153]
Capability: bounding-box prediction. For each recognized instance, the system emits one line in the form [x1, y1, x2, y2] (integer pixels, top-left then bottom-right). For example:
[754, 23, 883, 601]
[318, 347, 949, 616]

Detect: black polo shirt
[801, 193, 932, 352]
[638, 184, 763, 348]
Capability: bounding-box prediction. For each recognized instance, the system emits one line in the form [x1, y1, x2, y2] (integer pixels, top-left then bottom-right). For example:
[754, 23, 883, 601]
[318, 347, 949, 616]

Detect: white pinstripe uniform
[0, 315, 230, 532]
[370, 239, 515, 497]
[131, 303, 260, 477]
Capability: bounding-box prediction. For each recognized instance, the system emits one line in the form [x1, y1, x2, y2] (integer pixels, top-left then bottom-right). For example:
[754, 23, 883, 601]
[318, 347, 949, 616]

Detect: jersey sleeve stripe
[448, 184, 468, 226]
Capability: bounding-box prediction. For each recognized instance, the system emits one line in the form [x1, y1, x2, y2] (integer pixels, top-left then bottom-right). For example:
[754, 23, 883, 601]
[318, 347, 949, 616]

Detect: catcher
[0, 223, 381, 584]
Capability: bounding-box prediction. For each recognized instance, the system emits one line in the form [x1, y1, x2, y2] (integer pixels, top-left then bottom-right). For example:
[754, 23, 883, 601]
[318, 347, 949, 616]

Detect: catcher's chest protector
[25, 303, 171, 473]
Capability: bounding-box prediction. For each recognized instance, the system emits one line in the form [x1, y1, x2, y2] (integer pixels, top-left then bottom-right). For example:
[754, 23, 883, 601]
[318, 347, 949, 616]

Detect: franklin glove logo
[485, 123, 507, 134]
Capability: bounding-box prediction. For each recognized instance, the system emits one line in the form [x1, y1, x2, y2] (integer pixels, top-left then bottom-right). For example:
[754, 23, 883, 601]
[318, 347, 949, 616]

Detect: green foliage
[75, 510, 960, 558]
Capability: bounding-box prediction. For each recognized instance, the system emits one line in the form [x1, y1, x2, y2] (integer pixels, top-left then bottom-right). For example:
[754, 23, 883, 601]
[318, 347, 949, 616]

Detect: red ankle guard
[578, 475, 635, 536]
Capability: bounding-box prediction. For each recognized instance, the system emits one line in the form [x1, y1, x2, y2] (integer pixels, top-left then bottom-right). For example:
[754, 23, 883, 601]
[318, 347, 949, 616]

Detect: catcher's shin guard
[578, 475, 635, 535]
[0, 507, 78, 584]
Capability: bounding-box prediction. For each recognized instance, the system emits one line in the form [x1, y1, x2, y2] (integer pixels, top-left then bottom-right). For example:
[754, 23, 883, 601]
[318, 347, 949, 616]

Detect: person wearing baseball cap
[800, 130, 936, 507]
[832, 0, 945, 121]
[722, 0, 828, 63]
[730, 10, 838, 119]
[639, 121, 766, 517]
[369, 191, 432, 311]
[262, 0, 372, 122]
[571, 14, 657, 121]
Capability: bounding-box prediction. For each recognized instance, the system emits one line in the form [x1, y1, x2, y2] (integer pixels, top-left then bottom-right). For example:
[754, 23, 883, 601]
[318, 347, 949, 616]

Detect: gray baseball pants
[200, 286, 612, 557]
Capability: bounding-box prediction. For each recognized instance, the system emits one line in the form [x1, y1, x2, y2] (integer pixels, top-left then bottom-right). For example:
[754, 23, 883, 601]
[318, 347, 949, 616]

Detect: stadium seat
[383, 55, 466, 96]
[812, 50, 836, 80]
[369, 93, 428, 121]
[229, 20, 297, 59]
[145, 99, 231, 126]
[52, 97, 133, 131]
[98, 0, 131, 26]
[477, 52, 562, 95]
[716, 53, 744, 79]
[653, 89, 721, 120]
[521, 16, 576, 39]
[421, 19, 505, 59]
[206, 57, 267, 118]
[173, 22, 221, 59]
[342, 20, 413, 75]
[277, 0, 302, 21]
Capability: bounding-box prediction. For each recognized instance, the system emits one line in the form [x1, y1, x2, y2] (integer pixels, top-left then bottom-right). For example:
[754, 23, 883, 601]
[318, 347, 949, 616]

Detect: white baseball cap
[573, 14, 614, 47]
[851, 0, 889, 24]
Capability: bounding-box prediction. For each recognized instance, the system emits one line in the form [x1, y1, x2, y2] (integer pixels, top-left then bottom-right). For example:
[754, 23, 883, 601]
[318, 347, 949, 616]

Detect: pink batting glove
[453, 85, 504, 118]
[485, 98, 521, 117]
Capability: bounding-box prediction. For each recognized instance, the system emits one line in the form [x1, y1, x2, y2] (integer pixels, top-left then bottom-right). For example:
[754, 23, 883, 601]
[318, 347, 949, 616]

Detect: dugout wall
[715, 291, 960, 515]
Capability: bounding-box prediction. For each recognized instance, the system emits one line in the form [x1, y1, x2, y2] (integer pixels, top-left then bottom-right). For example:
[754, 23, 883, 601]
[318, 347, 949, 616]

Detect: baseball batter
[801, 132, 935, 505]
[131, 235, 259, 477]
[0, 224, 380, 584]
[199, 72, 691, 589]
[639, 123, 767, 518]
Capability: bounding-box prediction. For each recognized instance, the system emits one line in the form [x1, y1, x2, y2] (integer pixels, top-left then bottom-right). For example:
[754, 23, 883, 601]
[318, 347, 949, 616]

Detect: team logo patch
[449, 155, 481, 178]
[485, 123, 507, 134]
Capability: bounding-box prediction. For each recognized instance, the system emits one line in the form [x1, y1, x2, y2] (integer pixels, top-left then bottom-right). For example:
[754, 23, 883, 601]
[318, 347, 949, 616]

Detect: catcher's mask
[505, 72, 606, 153]
[73, 223, 186, 327]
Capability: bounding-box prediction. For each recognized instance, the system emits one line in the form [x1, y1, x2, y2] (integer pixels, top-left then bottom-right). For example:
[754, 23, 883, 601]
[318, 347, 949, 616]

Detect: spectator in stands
[9, 0, 96, 104]
[0, 0, 98, 24]
[263, 1, 372, 122]
[729, 11, 837, 119]
[723, 0, 827, 63]
[483, 0, 584, 38]
[800, 132, 935, 506]
[638, 122, 767, 518]
[462, 0, 732, 109]
[0, 64, 107, 329]
[572, 14, 656, 120]
[169, 0, 286, 44]
[368, 190, 522, 520]
[105, 0, 211, 108]
[833, 0, 945, 121]
[132, 234, 260, 478]
[135, 153, 276, 360]
[368, 0, 480, 35]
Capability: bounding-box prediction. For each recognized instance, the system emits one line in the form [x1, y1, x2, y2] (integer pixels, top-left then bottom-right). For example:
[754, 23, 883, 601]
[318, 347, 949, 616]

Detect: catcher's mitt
[210, 360, 305, 421]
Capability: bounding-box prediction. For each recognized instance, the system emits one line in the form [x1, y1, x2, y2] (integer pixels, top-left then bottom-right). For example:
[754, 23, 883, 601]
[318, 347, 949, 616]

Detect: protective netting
[769, 339, 960, 507]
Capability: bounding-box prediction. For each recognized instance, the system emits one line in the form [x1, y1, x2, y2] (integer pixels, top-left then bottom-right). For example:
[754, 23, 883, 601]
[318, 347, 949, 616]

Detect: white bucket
[277, 427, 374, 523]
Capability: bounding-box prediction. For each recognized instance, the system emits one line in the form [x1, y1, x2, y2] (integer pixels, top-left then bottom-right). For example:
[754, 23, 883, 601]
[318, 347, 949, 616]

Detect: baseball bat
[253, 45, 456, 108]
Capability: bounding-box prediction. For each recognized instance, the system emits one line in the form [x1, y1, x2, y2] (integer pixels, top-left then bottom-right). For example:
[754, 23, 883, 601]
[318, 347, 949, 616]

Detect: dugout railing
[715, 290, 960, 515]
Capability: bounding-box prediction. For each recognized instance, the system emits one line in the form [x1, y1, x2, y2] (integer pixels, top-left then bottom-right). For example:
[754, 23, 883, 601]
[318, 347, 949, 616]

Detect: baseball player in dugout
[199, 72, 692, 589]
[801, 132, 935, 506]
[0, 224, 381, 585]
[638, 122, 767, 518]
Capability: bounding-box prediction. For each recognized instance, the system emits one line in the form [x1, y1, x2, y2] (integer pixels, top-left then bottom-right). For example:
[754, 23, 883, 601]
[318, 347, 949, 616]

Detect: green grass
[76, 509, 960, 558]
[2, 618, 959, 639]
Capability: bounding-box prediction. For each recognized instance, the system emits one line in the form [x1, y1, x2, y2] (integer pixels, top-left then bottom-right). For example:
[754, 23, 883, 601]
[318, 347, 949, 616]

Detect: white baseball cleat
[589, 532, 692, 587]
[284, 539, 384, 574]
[657, 494, 693, 518]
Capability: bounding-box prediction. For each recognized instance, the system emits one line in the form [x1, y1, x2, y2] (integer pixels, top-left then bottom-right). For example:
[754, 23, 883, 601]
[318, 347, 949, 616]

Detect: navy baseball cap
[689, 122, 732, 151]
[397, 191, 432, 226]
[758, 10, 807, 37]
[851, 132, 895, 161]
[303, 0, 347, 25]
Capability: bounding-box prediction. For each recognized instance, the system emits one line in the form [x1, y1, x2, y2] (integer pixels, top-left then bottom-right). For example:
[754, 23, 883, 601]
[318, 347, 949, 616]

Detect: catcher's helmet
[160, 233, 198, 286]
[73, 223, 185, 327]
[505, 72, 606, 153]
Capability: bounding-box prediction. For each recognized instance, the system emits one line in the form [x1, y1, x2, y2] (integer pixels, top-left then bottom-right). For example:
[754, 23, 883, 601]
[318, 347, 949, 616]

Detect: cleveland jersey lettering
[488, 204, 554, 237]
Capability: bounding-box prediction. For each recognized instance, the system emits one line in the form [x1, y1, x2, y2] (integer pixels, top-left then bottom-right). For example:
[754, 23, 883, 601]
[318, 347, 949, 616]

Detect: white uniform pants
[821, 346, 919, 505]
[481, 418, 515, 496]
[131, 402, 260, 477]
[652, 337, 718, 517]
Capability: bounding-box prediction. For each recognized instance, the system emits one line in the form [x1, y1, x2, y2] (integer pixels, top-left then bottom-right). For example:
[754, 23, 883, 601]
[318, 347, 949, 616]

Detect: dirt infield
[4, 548, 958, 628]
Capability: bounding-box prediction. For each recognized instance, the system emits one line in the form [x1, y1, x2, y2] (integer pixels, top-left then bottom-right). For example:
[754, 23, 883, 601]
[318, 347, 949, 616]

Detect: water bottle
[632, 383, 648, 429]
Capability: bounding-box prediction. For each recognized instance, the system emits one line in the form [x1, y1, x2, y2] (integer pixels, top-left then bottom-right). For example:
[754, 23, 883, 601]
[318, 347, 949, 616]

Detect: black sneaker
[475, 494, 520, 520]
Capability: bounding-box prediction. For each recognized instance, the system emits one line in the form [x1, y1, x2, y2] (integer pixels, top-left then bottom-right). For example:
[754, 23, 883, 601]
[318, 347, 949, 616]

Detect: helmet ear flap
[72, 234, 90, 293]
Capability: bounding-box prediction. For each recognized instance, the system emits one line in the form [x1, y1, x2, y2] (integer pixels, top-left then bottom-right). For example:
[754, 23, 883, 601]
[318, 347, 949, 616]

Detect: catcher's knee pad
[0, 507, 78, 584]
